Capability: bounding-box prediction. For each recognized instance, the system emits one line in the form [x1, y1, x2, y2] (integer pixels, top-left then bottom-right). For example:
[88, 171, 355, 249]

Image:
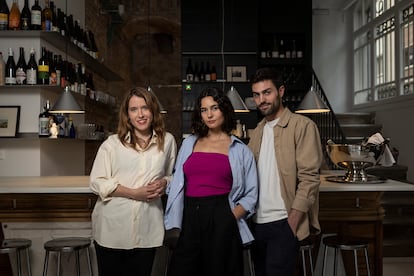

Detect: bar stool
[322, 235, 371, 276]
[0, 238, 32, 276]
[299, 238, 314, 276]
[42, 237, 93, 276]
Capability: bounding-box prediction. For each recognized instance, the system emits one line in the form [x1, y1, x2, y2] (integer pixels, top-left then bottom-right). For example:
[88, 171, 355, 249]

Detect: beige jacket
[248, 108, 322, 241]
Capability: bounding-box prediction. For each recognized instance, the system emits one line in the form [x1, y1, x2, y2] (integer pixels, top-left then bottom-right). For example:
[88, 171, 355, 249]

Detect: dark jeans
[94, 241, 156, 276]
[168, 194, 244, 276]
[251, 219, 300, 276]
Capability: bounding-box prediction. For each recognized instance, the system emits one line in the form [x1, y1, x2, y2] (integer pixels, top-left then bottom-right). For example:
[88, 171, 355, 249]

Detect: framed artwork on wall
[0, 106, 21, 138]
[226, 66, 247, 82]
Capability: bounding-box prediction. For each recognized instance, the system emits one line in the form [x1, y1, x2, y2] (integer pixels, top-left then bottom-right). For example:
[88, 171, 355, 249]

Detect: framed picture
[226, 66, 247, 82]
[0, 106, 21, 138]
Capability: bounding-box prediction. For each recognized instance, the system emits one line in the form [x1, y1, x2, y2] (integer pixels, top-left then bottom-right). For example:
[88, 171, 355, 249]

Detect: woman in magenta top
[165, 87, 258, 276]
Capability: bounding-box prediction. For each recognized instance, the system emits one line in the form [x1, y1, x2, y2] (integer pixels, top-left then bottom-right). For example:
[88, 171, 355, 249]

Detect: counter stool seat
[322, 235, 370, 276]
[0, 238, 32, 276]
[43, 237, 93, 276]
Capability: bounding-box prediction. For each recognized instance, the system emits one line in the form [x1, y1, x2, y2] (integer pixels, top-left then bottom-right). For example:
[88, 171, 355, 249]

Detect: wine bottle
[199, 61, 205, 82]
[0, 0, 9, 31]
[279, 39, 286, 58]
[38, 100, 51, 137]
[185, 59, 194, 82]
[26, 48, 37, 85]
[205, 61, 211, 81]
[20, 0, 31, 30]
[41, 0, 52, 31]
[0, 51, 5, 85]
[5, 48, 16, 85]
[88, 30, 99, 59]
[38, 47, 49, 85]
[16, 47, 27, 85]
[30, 0, 41, 30]
[8, 0, 20, 30]
[210, 64, 217, 81]
[49, 54, 57, 85]
[193, 62, 199, 82]
[49, 0, 57, 32]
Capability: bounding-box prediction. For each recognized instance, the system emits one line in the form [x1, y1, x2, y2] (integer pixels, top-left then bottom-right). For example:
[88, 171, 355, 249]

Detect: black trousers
[168, 194, 244, 276]
[94, 241, 156, 276]
[251, 219, 300, 276]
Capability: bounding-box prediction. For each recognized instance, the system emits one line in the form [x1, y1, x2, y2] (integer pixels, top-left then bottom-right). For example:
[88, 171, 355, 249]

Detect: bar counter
[0, 171, 413, 193]
[0, 172, 413, 276]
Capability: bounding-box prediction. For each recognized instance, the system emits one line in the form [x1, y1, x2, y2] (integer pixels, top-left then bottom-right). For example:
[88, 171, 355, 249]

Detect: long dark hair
[191, 87, 236, 137]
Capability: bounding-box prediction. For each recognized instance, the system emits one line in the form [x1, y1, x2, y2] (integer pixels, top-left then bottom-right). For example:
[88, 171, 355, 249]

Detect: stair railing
[304, 68, 347, 169]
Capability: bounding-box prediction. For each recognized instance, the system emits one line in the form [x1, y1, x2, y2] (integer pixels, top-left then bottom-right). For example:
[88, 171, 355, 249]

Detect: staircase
[335, 112, 383, 144]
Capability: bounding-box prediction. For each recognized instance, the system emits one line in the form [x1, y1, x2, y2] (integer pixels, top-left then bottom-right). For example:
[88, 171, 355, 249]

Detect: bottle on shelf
[291, 39, 297, 58]
[20, 0, 31, 30]
[68, 115, 76, 138]
[88, 30, 99, 59]
[38, 47, 49, 85]
[16, 47, 27, 85]
[193, 61, 200, 82]
[205, 61, 211, 81]
[55, 54, 62, 86]
[8, 0, 20, 30]
[285, 40, 291, 58]
[86, 72, 95, 99]
[210, 64, 217, 81]
[5, 48, 16, 85]
[0, 0, 9, 30]
[38, 100, 51, 137]
[0, 51, 5, 85]
[199, 61, 205, 82]
[49, 54, 57, 85]
[26, 47, 37, 85]
[30, 0, 41, 30]
[49, 0, 57, 32]
[279, 39, 286, 58]
[57, 8, 65, 36]
[272, 36, 279, 58]
[41, 0, 52, 31]
[185, 58, 194, 82]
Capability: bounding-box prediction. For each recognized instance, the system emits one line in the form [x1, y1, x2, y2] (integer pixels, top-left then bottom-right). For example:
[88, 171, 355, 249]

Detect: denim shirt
[164, 134, 258, 245]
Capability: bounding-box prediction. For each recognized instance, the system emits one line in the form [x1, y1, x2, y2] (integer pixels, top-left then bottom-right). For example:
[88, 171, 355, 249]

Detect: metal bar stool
[322, 235, 371, 276]
[0, 238, 32, 276]
[43, 237, 93, 276]
[299, 238, 314, 276]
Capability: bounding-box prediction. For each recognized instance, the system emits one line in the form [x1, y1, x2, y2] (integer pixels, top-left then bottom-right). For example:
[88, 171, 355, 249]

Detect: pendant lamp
[227, 86, 249, 112]
[295, 86, 330, 114]
[49, 86, 85, 114]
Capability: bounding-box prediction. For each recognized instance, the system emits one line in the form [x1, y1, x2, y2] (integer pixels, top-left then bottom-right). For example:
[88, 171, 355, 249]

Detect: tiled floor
[383, 257, 414, 276]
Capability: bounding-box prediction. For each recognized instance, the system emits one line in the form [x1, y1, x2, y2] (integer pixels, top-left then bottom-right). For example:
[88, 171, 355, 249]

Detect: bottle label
[16, 68, 27, 84]
[26, 69, 37, 84]
[5, 77, 17, 85]
[43, 20, 52, 31]
[39, 117, 50, 136]
[31, 11, 41, 26]
[38, 65, 50, 80]
[0, 13, 7, 30]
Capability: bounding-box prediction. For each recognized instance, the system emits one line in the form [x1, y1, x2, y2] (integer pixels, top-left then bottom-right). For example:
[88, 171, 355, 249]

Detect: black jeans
[251, 219, 300, 276]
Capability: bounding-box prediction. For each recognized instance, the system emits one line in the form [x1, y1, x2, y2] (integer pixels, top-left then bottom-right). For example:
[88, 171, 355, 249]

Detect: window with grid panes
[352, 0, 413, 105]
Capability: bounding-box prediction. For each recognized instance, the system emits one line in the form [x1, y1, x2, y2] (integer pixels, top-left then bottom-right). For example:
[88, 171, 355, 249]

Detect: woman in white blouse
[90, 87, 177, 276]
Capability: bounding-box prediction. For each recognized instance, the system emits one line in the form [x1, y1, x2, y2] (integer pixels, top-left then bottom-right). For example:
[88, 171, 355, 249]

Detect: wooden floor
[383, 257, 414, 276]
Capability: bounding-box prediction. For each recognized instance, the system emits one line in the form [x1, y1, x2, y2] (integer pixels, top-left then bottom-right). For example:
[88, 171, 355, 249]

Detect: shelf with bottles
[0, 30, 122, 81]
[182, 55, 257, 85]
[259, 33, 307, 63]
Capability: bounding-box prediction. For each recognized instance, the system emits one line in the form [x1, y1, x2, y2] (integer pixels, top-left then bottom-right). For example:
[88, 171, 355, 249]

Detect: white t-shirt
[254, 118, 288, 224]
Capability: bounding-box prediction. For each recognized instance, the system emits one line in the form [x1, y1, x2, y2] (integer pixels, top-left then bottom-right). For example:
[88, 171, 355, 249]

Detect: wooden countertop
[0, 171, 413, 193]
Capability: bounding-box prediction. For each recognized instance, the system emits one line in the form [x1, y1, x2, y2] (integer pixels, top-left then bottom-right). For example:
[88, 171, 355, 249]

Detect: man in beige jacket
[248, 67, 323, 276]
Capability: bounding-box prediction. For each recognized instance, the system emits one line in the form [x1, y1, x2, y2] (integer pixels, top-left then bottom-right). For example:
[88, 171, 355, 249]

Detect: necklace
[136, 134, 152, 148]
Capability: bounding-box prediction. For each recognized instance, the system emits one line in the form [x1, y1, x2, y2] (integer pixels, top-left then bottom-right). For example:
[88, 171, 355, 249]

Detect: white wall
[312, 0, 414, 182]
